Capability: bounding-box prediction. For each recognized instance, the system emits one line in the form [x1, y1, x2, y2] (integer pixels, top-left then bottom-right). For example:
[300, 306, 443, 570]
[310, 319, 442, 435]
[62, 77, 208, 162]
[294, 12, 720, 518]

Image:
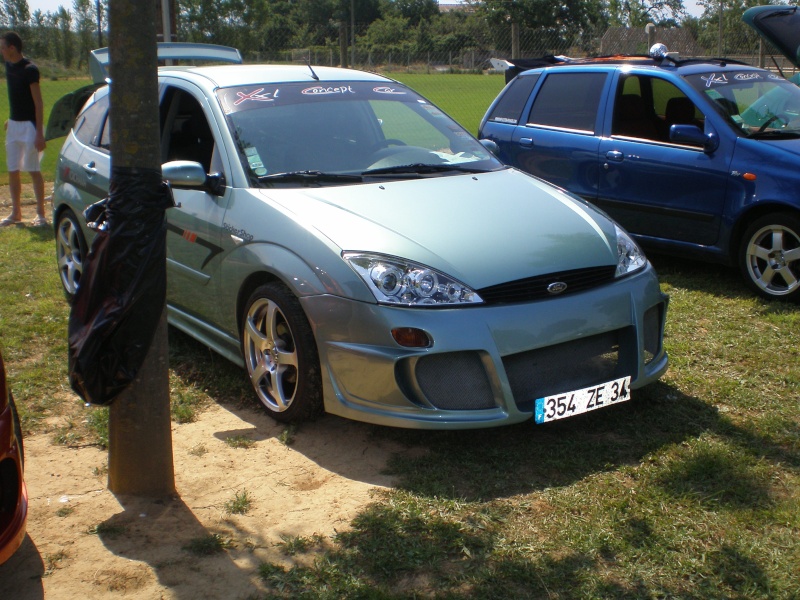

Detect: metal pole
[96, 0, 103, 47]
[161, 0, 172, 43]
[350, 0, 355, 67]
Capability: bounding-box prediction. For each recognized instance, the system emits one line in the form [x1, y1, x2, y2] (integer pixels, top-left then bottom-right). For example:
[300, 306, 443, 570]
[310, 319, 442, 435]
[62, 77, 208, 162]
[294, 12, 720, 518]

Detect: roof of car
[506, 54, 758, 82]
[158, 64, 392, 89]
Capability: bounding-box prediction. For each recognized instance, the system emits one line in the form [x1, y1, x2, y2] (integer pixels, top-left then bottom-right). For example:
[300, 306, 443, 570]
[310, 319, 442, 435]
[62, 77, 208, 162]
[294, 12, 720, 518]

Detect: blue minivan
[480, 31, 800, 301]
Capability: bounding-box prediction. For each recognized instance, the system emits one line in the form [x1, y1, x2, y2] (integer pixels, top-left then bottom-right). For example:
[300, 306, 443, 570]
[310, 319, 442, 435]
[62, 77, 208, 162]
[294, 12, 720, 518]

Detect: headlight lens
[343, 252, 483, 306]
[615, 224, 647, 277]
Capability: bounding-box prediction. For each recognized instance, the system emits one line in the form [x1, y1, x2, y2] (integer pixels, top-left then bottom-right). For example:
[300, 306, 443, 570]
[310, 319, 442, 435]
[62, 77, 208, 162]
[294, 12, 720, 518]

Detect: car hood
[743, 6, 800, 70]
[261, 169, 617, 289]
[741, 138, 800, 156]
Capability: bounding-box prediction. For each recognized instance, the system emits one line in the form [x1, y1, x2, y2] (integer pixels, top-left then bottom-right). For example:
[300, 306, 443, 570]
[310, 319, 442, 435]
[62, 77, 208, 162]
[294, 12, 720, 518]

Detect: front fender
[216, 242, 375, 334]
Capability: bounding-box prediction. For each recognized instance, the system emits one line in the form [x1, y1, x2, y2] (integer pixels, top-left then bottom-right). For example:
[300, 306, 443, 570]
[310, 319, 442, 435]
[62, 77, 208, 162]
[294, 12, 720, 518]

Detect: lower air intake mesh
[415, 351, 496, 410]
[503, 330, 625, 410]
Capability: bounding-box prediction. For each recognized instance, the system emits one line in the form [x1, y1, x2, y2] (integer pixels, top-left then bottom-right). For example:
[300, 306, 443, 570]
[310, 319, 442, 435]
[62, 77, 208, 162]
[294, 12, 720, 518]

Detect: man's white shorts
[6, 120, 42, 172]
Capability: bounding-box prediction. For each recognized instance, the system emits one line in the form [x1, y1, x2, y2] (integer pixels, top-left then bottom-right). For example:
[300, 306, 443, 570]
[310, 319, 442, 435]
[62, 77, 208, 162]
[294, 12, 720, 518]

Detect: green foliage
[224, 434, 255, 449]
[182, 533, 233, 555]
[224, 489, 252, 515]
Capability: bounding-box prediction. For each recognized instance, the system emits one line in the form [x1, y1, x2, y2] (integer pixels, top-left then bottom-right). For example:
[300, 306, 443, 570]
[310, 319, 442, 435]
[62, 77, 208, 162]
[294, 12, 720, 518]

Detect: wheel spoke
[274, 344, 298, 369]
[760, 265, 776, 288]
[749, 244, 771, 262]
[777, 266, 798, 290]
[245, 312, 269, 352]
[57, 252, 71, 270]
[251, 356, 270, 384]
[771, 230, 785, 252]
[784, 247, 800, 264]
[269, 367, 290, 410]
[264, 302, 280, 342]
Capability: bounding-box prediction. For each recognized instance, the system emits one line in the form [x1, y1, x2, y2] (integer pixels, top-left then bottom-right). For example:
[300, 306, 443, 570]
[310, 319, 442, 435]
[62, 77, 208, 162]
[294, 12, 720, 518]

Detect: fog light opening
[391, 327, 432, 348]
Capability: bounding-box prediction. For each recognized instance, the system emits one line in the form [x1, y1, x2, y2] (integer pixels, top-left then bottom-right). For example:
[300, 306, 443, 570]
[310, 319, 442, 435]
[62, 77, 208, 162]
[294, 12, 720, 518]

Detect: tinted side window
[73, 97, 109, 147]
[527, 72, 606, 132]
[487, 74, 539, 125]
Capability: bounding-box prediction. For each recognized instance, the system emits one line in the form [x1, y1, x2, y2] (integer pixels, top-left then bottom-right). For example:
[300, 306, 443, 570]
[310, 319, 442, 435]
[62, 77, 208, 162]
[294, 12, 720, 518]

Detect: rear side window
[486, 74, 539, 125]
[527, 72, 607, 132]
[74, 97, 109, 149]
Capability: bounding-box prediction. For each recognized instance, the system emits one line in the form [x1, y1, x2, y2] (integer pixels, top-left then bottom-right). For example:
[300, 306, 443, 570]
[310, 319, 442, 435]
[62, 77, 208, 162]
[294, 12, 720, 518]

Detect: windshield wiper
[362, 163, 493, 177]
[257, 170, 363, 185]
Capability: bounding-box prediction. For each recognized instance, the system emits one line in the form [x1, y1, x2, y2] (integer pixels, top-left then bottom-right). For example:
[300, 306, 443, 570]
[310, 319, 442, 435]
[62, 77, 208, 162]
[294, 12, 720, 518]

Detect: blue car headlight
[343, 252, 483, 306]
[615, 225, 647, 277]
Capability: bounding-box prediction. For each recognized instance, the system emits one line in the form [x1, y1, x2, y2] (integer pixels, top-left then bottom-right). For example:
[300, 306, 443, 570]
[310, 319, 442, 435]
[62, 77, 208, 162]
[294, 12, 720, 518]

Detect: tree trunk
[106, 0, 175, 497]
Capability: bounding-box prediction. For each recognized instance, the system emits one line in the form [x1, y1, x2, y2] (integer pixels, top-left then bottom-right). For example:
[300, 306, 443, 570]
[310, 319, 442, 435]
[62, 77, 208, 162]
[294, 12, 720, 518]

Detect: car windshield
[686, 70, 800, 138]
[216, 81, 503, 187]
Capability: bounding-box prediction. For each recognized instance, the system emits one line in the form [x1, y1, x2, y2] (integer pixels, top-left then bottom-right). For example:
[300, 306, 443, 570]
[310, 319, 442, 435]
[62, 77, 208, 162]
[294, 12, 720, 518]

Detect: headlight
[343, 252, 483, 306]
[615, 225, 647, 277]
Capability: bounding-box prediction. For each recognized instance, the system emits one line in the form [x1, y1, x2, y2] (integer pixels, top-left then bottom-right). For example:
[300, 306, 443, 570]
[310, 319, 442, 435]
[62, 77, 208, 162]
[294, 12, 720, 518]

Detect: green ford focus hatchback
[48, 44, 668, 429]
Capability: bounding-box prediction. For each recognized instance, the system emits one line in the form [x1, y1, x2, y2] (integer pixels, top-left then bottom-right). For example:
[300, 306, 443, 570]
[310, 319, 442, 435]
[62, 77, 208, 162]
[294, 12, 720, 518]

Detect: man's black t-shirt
[5, 57, 39, 124]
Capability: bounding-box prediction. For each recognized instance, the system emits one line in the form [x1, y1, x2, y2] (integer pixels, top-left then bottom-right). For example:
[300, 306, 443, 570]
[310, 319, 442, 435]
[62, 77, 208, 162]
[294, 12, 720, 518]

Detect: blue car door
[503, 71, 610, 201]
[597, 74, 732, 247]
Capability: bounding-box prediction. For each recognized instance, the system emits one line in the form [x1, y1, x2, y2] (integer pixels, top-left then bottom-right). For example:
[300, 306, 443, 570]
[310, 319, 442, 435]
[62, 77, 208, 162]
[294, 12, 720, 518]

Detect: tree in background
[606, 0, 685, 27]
[381, 0, 439, 26]
[4, 0, 30, 28]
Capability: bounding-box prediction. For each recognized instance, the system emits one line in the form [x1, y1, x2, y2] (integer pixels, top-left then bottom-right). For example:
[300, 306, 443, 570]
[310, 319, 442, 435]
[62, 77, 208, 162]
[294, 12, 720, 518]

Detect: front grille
[477, 266, 616, 304]
[503, 329, 628, 411]
[415, 352, 496, 410]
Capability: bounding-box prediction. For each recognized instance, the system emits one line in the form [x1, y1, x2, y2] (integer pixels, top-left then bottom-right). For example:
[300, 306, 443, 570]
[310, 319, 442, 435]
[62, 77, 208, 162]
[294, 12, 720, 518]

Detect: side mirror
[669, 125, 719, 153]
[480, 138, 500, 155]
[162, 160, 225, 196]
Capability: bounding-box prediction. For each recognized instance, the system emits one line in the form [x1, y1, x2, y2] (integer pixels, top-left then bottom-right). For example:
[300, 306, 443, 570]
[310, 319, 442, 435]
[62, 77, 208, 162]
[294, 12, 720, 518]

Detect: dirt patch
[1, 185, 403, 599]
[2, 400, 402, 599]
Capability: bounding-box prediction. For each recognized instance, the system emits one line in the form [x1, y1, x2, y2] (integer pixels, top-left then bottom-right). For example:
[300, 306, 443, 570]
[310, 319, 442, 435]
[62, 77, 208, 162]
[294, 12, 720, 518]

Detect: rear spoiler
[89, 42, 243, 83]
[491, 56, 575, 83]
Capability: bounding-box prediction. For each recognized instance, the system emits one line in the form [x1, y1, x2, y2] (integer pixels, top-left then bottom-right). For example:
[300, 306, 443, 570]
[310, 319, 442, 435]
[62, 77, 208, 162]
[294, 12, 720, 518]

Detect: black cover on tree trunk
[68, 166, 175, 405]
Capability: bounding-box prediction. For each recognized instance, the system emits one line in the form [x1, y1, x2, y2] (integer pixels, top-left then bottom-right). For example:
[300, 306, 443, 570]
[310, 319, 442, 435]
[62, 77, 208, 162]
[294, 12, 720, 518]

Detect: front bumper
[300, 263, 668, 429]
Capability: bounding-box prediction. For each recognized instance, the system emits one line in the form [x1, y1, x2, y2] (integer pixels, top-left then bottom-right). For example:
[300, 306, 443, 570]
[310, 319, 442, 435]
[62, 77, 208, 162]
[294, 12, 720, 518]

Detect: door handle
[518, 137, 533, 148]
[605, 151, 624, 162]
[82, 161, 97, 175]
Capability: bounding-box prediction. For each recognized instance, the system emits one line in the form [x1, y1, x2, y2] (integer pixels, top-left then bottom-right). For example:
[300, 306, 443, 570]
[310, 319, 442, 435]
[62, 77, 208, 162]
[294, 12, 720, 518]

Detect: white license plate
[534, 376, 632, 424]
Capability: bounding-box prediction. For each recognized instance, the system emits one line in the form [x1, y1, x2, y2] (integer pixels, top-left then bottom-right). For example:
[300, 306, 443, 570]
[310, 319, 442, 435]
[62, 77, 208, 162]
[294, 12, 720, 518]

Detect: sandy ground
[0, 191, 403, 599]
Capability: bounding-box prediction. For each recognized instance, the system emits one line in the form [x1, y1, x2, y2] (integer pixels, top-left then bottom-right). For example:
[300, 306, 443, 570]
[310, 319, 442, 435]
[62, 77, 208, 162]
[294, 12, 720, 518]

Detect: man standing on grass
[0, 31, 46, 227]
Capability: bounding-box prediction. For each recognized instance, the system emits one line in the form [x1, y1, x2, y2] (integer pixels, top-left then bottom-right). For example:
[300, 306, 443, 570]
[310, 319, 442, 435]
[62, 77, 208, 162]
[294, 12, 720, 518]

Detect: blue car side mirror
[669, 125, 720, 153]
[480, 139, 500, 155]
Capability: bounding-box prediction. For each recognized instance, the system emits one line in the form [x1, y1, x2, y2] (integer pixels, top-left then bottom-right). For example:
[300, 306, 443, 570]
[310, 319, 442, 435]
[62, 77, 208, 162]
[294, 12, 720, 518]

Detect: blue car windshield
[686, 70, 800, 137]
[216, 81, 502, 185]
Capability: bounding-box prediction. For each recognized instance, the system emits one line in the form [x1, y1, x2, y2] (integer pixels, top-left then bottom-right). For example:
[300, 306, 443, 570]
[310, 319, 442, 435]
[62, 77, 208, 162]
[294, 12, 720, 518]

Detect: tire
[241, 282, 323, 422]
[55, 208, 87, 303]
[739, 213, 800, 301]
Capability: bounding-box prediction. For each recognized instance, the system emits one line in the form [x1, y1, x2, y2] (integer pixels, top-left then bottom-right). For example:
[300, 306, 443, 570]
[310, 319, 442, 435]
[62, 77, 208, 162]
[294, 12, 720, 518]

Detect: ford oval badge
[547, 281, 568, 295]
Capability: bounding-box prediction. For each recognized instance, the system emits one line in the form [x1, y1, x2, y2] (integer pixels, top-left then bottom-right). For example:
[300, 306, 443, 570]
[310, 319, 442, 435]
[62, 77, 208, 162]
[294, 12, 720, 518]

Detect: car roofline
[502, 54, 753, 82]
[89, 42, 243, 84]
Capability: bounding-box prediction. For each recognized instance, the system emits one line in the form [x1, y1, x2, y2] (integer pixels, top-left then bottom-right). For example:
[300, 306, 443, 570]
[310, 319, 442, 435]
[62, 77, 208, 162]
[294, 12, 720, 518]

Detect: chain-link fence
[239, 22, 797, 74]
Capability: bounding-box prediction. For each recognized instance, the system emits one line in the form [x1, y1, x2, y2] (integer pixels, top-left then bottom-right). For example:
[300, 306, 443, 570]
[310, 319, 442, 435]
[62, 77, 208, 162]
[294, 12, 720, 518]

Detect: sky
[27, 0, 66, 15]
[25, 0, 706, 20]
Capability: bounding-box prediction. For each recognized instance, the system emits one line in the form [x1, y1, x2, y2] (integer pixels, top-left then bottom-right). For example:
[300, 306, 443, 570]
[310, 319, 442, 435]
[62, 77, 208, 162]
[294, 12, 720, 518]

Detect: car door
[58, 93, 112, 214]
[597, 73, 732, 246]
[505, 70, 610, 201]
[159, 84, 232, 325]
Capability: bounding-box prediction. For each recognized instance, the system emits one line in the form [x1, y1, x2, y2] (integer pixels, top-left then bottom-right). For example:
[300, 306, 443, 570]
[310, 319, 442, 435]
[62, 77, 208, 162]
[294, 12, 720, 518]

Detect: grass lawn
[1, 72, 798, 598]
